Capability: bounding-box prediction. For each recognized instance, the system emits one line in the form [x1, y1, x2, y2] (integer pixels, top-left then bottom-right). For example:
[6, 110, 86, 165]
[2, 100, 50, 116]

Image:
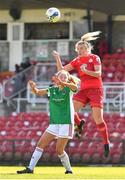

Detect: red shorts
[73, 88, 104, 108]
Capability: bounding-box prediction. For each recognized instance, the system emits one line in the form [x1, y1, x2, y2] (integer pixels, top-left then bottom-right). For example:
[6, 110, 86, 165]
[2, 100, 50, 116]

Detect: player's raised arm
[53, 50, 74, 72]
[28, 80, 47, 96]
[52, 50, 63, 71]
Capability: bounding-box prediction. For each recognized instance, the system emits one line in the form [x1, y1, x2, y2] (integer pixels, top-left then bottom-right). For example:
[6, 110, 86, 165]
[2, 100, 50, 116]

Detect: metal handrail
[103, 83, 125, 113]
[3, 65, 35, 100]
[27, 82, 125, 113]
[0, 84, 3, 103]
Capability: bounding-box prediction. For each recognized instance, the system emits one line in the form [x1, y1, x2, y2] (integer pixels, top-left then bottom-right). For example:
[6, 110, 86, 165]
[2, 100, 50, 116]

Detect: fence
[27, 81, 125, 113]
[104, 82, 125, 113]
[0, 84, 3, 103]
[3, 65, 35, 100]
[1, 63, 125, 113]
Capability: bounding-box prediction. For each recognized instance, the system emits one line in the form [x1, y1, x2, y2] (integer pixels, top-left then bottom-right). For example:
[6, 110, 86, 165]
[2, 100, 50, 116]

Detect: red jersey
[70, 54, 103, 89]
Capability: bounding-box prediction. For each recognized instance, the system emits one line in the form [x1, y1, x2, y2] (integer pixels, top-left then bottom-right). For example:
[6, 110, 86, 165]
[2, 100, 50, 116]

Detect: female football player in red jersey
[53, 31, 110, 157]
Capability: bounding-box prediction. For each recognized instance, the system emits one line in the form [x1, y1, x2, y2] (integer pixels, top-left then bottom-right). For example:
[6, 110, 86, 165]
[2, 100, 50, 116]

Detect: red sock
[96, 122, 109, 144]
[74, 112, 81, 126]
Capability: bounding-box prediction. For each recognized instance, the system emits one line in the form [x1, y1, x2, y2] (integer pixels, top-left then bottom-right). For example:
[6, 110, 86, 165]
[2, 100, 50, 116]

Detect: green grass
[0, 166, 125, 179]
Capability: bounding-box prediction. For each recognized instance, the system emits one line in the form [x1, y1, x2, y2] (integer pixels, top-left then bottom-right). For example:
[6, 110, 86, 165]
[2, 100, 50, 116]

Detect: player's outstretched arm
[28, 80, 47, 96]
[52, 50, 74, 72]
[52, 50, 63, 71]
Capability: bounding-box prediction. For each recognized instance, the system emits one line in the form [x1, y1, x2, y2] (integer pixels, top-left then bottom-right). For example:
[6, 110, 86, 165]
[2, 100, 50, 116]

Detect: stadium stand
[0, 55, 125, 164]
[0, 111, 125, 164]
[0, 71, 14, 84]
[102, 58, 125, 82]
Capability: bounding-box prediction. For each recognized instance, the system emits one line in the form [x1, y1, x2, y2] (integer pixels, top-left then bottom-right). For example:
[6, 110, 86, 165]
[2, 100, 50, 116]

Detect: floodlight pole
[107, 15, 113, 53]
[87, 9, 92, 32]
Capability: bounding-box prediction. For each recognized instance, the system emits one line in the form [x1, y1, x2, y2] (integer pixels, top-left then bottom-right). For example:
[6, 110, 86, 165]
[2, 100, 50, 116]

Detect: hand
[52, 50, 60, 58]
[80, 64, 87, 72]
[29, 80, 36, 88]
[28, 80, 36, 89]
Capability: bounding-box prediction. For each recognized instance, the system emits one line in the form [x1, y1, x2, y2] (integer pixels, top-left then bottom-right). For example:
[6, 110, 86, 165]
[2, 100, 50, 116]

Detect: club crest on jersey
[89, 59, 93, 62]
[53, 90, 56, 95]
[96, 57, 101, 63]
[62, 90, 66, 95]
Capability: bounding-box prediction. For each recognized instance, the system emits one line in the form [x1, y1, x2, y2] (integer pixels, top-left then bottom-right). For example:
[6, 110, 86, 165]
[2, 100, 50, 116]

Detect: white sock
[58, 151, 72, 172]
[28, 147, 43, 170]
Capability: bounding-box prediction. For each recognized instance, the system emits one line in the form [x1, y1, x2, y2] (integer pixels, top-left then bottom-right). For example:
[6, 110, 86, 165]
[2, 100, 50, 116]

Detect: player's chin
[53, 81, 59, 86]
[78, 53, 82, 57]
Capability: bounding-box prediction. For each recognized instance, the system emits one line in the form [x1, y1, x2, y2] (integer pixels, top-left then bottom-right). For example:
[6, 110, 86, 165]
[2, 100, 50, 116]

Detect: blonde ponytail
[81, 31, 101, 42]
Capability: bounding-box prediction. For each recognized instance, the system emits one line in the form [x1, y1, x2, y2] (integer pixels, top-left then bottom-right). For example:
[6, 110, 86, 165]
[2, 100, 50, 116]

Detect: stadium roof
[0, 0, 125, 15]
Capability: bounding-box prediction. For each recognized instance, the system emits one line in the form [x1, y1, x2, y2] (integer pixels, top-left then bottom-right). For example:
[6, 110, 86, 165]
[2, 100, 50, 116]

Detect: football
[46, 7, 61, 23]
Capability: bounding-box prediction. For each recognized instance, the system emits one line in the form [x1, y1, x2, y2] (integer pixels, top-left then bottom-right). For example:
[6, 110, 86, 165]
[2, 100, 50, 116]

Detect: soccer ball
[46, 7, 61, 23]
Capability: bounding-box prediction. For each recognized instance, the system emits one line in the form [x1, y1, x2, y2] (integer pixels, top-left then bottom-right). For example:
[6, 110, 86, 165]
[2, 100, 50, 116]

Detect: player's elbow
[96, 72, 101, 78]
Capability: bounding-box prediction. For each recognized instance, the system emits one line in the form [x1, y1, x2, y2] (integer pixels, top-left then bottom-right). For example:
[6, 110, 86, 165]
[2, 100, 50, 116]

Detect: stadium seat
[103, 54, 111, 60]
[111, 153, 121, 164]
[68, 140, 80, 154]
[42, 152, 51, 162]
[91, 153, 101, 163]
[51, 152, 60, 163]
[102, 58, 125, 82]
[0, 112, 125, 164]
[14, 151, 22, 161]
[4, 152, 13, 161]
[71, 153, 81, 163]
[81, 153, 91, 163]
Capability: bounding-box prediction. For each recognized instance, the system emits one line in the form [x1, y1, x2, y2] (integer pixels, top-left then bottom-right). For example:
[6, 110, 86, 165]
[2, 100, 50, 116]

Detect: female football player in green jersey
[17, 70, 78, 174]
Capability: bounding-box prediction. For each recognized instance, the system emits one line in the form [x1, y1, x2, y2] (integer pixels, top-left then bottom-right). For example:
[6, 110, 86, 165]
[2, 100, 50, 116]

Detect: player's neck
[59, 85, 64, 90]
[79, 52, 90, 57]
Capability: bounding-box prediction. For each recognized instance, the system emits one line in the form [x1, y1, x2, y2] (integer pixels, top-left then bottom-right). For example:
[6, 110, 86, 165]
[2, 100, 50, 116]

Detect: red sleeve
[70, 58, 78, 68]
[93, 55, 101, 66]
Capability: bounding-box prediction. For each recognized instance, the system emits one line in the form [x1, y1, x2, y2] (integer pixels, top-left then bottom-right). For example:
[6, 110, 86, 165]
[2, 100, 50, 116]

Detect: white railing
[2, 63, 57, 100]
[3, 65, 35, 100]
[27, 82, 50, 113]
[2, 61, 125, 113]
[27, 82, 125, 113]
[2, 63, 57, 113]
[0, 84, 3, 103]
[33, 62, 57, 81]
[103, 82, 125, 113]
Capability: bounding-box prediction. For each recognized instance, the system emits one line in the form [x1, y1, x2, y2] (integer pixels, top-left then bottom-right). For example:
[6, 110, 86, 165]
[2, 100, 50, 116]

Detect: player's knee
[94, 116, 103, 124]
[37, 141, 46, 149]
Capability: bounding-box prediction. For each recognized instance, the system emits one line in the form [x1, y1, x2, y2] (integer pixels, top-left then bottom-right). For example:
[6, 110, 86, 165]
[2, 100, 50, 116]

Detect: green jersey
[48, 86, 75, 124]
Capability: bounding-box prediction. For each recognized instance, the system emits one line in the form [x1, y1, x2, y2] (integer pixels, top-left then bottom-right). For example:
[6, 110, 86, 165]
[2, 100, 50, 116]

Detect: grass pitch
[0, 166, 125, 180]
